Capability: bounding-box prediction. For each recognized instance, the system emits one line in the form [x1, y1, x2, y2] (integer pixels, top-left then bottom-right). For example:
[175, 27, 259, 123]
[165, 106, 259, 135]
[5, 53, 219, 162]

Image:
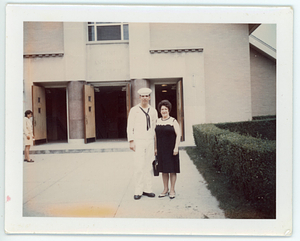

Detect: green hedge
[252, 115, 276, 120]
[215, 119, 276, 140]
[193, 123, 276, 214]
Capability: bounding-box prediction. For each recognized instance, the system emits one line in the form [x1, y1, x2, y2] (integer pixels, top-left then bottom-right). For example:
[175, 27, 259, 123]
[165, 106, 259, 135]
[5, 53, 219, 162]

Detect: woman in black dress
[155, 100, 181, 199]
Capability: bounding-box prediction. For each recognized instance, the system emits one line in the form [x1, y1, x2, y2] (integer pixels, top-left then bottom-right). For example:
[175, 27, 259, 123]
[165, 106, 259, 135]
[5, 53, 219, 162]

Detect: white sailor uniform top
[127, 104, 158, 141]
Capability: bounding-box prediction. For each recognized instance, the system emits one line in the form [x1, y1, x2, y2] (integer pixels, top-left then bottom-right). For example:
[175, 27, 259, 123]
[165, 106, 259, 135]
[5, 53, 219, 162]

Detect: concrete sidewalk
[23, 146, 225, 219]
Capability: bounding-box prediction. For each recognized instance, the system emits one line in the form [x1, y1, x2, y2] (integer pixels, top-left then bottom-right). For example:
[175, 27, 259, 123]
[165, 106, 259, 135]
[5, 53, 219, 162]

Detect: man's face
[139, 95, 150, 105]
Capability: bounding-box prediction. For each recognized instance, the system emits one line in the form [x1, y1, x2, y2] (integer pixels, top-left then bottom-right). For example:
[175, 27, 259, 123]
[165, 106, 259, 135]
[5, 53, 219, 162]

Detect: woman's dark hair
[25, 110, 33, 117]
[158, 100, 172, 113]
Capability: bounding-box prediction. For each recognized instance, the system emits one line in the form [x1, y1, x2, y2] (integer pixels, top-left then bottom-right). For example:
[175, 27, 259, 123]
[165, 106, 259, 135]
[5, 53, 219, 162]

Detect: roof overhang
[250, 43, 276, 62]
[249, 24, 261, 35]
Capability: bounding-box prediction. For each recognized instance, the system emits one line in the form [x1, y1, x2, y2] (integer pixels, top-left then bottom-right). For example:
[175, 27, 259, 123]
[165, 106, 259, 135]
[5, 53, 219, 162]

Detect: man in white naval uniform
[127, 87, 158, 200]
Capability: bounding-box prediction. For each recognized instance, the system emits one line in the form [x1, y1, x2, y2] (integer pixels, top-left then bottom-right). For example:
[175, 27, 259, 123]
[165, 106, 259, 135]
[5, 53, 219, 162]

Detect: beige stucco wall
[129, 23, 207, 144]
[129, 23, 151, 78]
[23, 22, 259, 145]
[23, 22, 87, 83]
[129, 23, 252, 144]
[198, 24, 252, 123]
[24, 22, 64, 54]
[86, 43, 130, 81]
[250, 47, 276, 117]
[23, 22, 87, 119]
[23, 22, 85, 85]
[64, 22, 86, 81]
[139, 23, 252, 123]
[24, 22, 63, 110]
[24, 57, 65, 82]
[23, 57, 65, 110]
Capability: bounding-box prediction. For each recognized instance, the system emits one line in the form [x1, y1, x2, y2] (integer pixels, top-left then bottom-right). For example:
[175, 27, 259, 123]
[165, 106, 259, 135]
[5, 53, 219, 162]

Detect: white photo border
[5, 4, 293, 236]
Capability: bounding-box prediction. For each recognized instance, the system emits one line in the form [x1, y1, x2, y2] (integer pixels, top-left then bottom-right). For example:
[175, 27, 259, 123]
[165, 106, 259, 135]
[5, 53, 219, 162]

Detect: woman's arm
[23, 118, 27, 135]
[154, 133, 157, 156]
[173, 119, 181, 155]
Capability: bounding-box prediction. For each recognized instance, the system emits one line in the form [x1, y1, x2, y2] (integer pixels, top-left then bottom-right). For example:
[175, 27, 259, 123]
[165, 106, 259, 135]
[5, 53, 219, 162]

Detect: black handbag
[152, 156, 159, 176]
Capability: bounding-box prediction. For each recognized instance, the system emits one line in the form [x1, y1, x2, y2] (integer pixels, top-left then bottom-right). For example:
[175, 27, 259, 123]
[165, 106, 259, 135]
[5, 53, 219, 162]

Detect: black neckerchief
[139, 106, 150, 131]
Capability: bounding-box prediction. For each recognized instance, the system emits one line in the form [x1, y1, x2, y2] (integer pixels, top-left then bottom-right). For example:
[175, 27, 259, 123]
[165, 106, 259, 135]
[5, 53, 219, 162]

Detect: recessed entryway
[94, 85, 127, 140]
[45, 88, 68, 143]
[153, 79, 185, 141]
[155, 83, 177, 119]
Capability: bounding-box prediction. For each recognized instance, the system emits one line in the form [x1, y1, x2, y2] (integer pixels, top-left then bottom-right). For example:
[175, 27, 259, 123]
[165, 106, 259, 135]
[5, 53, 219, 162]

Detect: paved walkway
[23, 143, 225, 219]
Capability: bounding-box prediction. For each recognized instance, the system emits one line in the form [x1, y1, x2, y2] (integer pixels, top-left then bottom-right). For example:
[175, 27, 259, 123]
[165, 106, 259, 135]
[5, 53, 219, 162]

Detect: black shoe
[134, 195, 142, 200]
[142, 192, 155, 198]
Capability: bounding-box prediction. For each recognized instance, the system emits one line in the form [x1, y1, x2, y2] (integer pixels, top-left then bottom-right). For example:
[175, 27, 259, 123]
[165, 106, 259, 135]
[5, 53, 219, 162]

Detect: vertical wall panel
[24, 22, 64, 54]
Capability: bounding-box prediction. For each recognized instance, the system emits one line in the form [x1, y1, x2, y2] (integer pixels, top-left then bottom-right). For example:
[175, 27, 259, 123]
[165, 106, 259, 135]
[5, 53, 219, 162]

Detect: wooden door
[83, 85, 96, 143]
[32, 85, 47, 144]
[126, 82, 131, 118]
[177, 80, 185, 141]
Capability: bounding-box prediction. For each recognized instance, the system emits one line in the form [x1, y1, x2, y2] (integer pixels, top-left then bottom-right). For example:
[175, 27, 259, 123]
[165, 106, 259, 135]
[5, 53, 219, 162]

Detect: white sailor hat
[137, 87, 152, 96]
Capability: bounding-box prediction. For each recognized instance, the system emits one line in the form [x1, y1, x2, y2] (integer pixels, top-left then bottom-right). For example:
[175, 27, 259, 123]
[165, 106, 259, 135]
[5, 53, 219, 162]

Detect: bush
[215, 118, 276, 140]
[193, 123, 276, 216]
[252, 115, 276, 120]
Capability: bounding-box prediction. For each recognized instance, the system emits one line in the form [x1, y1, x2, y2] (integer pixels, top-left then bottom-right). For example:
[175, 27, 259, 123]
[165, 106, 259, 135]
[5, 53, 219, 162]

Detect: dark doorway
[45, 88, 68, 143]
[155, 83, 177, 119]
[94, 86, 127, 139]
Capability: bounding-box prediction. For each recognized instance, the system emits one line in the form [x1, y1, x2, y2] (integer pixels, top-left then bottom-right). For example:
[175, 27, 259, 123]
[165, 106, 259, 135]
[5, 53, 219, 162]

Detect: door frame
[83, 84, 96, 143]
[32, 85, 47, 145]
[150, 78, 184, 141]
[88, 81, 132, 118]
[32, 82, 69, 144]
[87, 81, 132, 141]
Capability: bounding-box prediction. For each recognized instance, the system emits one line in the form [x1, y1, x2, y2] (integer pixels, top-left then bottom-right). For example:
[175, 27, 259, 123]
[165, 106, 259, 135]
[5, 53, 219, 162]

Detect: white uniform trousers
[133, 139, 154, 195]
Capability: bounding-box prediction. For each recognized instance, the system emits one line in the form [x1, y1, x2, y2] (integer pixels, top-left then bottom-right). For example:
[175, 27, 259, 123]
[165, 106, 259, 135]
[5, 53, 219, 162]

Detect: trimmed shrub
[215, 119, 276, 140]
[252, 115, 276, 120]
[193, 123, 276, 215]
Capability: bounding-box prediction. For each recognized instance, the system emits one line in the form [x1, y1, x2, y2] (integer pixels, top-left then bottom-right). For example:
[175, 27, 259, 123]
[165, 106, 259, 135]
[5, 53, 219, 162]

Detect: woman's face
[160, 105, 169, 119]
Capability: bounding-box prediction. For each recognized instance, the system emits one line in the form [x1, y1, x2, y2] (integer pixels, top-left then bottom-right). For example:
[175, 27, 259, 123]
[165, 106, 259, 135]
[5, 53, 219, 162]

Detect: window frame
[87, 22, 129, 43]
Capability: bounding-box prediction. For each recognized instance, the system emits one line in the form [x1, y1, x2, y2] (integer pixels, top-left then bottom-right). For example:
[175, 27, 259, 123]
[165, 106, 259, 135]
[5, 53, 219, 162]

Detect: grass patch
[185, 146, 275, 219]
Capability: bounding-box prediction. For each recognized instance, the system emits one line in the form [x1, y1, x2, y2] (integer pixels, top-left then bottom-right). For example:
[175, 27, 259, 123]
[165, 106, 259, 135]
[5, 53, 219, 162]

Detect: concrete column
[67, 81, 86, 142]
[131, 79, 150, 106]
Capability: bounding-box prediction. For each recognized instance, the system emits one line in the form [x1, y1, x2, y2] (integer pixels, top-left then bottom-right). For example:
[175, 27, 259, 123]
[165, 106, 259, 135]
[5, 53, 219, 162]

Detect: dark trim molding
[23, 53, 64, 58]
[150, 48, 203, 54]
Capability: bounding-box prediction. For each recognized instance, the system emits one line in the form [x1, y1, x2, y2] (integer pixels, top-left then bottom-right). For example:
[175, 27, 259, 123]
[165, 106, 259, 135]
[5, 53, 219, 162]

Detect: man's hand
[129, 140, 136, 152]
[27, 135, 30, 140]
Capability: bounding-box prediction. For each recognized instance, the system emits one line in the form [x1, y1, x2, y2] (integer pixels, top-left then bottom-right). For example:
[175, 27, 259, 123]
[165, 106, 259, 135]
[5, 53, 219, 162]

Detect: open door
[177, 80, 185, 141]
[126, 82, 131, 118]
[32, 85, 47, 144]
[83, 85, 96, 143]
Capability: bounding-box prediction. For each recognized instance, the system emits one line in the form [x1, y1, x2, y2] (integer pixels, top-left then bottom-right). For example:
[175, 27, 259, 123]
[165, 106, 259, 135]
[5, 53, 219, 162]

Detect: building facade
[23, 22, 276, 146]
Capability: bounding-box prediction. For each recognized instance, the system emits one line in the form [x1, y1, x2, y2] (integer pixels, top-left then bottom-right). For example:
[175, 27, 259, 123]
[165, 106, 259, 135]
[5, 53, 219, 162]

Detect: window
[87, 22, 129, 42]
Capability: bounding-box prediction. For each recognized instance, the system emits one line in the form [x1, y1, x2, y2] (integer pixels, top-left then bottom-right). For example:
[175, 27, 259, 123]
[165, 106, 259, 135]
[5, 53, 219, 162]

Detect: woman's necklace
[162, 116, 170, 121]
